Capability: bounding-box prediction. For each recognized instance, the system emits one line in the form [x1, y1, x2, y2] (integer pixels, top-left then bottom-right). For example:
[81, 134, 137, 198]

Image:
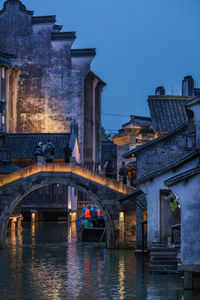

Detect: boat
[76, 217, 106, 242]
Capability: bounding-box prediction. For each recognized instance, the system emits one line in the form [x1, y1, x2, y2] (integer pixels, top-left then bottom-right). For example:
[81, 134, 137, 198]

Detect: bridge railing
[0, 163, 134, 195]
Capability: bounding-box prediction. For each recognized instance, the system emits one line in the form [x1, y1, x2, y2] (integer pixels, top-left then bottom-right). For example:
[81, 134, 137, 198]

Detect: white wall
[139, 158, 198, 245]
[169, 175, 200, 265]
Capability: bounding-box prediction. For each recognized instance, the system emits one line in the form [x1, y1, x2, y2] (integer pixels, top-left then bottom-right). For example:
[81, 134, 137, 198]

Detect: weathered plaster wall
[169, 176, 200, 265]
[0, 1, 101, 165]
[137, 126, 194, 179]
[189, 103, 200, 148]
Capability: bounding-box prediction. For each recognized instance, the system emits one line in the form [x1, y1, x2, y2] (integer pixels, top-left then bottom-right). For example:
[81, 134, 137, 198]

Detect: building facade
[123, 78, 200, 286]
[0, 0, 105, 168]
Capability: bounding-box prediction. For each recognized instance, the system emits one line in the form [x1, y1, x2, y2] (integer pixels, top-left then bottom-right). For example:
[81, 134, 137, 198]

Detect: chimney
[182, 76, 194, 96]
[155, 86, 165, 96]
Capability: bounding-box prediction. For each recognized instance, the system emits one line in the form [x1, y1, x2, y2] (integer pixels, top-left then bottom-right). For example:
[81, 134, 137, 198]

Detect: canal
[0, 222, 199, 299]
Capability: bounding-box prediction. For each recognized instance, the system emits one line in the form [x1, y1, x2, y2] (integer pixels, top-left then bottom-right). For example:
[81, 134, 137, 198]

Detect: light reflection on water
[0, 222, 199, 299]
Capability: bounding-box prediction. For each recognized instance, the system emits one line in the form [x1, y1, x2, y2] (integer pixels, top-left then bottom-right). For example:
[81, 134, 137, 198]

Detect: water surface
[0, 222, 198, 299]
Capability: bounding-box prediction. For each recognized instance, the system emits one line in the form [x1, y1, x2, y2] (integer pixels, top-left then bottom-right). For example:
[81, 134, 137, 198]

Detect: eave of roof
[133, 150, 199, 185]
[148, 95, 194, 100]
[32, 15, 56, 24]
[131, 115, 152, 121]
[123, 121, 188, 158]
[71, 49, 96, 57]
[187, 96, 200, 107]
[165, 166, 200, 187]
[51, 32, 76, 41]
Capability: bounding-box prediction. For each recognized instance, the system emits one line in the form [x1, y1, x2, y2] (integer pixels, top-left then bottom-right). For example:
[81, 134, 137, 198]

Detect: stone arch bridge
[0, 163, 134, 248]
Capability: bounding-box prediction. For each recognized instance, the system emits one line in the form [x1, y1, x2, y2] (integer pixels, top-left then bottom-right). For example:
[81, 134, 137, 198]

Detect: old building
[112, 115, 154, 182]
[123, 86, 196, 248]
[123, 77, 200, 286]
[164, 97, 200, 289]
[0, 0, 105, 169]
[0, 0, 106, 218]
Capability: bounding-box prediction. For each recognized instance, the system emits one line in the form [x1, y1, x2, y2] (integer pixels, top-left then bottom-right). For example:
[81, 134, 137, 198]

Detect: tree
[101, 126, 111, 141]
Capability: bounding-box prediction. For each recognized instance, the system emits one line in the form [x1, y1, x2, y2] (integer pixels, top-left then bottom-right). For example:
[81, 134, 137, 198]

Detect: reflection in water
[1, 222, 199, 299]
[119, 255, 125, 300]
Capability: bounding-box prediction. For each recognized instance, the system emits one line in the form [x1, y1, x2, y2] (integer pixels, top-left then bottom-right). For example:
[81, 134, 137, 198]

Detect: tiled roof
[148, 96, 194, 132]
[113, 115, 153, 139]
[5, 133, 70, 159]
[123, 121, 188, 158]
[123, 115, 152, 128]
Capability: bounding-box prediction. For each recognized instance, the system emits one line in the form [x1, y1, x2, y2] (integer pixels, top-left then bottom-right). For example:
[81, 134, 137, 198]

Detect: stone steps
[149, 264, 177, 270]
[150, 247, 177, 252]
[151, 252, 177, 256]
[149, 246, 179, 272]
[151, 259, 177, 265]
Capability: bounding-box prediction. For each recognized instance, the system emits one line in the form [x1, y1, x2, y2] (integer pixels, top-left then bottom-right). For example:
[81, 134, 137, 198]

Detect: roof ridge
[165, 166, 200, 186]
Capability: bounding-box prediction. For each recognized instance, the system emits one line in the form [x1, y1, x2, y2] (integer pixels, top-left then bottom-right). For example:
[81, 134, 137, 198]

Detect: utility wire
[102, 113, 129, 117]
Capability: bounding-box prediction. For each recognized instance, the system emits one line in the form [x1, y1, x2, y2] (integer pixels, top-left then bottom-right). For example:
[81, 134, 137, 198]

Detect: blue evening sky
[21, 0, 200, 133]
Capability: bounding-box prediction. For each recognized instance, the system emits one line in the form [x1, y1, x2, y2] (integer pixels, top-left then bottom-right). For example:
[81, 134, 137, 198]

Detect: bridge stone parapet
[0, 163, 135, 248]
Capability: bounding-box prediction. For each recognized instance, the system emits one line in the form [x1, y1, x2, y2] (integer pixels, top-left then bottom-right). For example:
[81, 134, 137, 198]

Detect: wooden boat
[76, 217, 106, 242]
[77, 227, 106, 242]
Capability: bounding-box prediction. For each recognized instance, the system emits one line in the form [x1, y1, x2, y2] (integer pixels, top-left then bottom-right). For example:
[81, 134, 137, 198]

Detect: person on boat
[91, 206, 98, 227]
[82, 207, 87, 219]
[97, 208, 105, 227]
[84, 205, 92, 221]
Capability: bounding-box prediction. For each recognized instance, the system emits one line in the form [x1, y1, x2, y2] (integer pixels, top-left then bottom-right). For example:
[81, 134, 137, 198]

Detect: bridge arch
[0, 164, 134, 248]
